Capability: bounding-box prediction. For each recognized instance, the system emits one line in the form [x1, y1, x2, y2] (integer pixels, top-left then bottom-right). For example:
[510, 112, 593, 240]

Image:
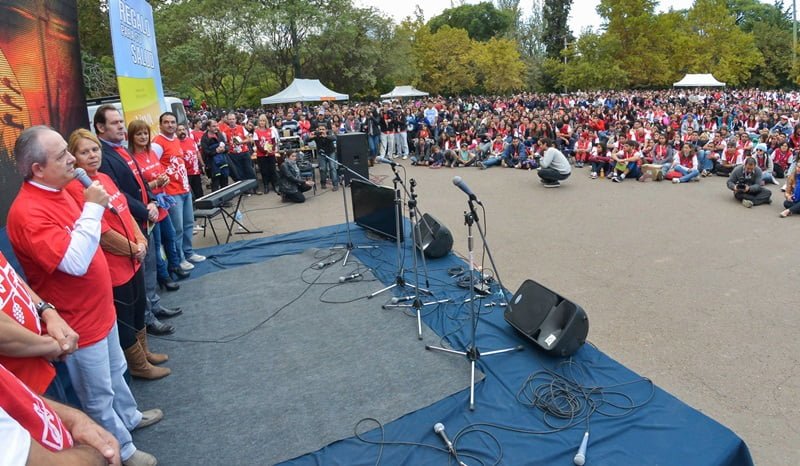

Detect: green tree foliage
[542, 0, 571, 59]
[427, 2, 514, 42]
[474, 37, 527, 93]
[413, 26, 478, 95]
[557, 32, 628, 90]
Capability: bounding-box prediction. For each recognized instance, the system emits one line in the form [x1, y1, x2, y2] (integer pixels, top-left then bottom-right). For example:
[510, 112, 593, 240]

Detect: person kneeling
[537, 138, 572, 188]
[727, 157, 772, 208]
[278, 152, 314, 203]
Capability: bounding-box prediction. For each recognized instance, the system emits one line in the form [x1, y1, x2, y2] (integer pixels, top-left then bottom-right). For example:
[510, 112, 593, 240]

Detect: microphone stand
[368, 163, 431, 300]
[381, 177, 444, 340]
[319, 152, 378, 266]
[425, 197, 522, 410]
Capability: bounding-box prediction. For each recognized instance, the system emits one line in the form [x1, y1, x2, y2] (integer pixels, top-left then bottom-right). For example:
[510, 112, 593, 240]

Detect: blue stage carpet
[179, 223, 753, 466]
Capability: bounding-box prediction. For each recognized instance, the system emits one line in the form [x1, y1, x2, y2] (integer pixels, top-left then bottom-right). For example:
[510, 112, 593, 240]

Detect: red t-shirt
[153, 134, 190, 195]
[253, 128, 275, 157]
[111, 146, 148, 206]
[64, 174, 140, 287]
[179, 137, 202, 175]
[7, 183, 116, 348]
[219, 123, 249, 154]
[0, 253, 55, 393]
[132, 149, 169, 222]
[0, 364, 73, 451]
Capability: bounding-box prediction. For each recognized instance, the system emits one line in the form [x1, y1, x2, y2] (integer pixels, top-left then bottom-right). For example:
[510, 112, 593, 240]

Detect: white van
[86, 95, 188, 132]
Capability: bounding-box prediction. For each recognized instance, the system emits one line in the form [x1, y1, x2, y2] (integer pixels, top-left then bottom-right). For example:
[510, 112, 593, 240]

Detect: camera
[736, 181, 747, 191]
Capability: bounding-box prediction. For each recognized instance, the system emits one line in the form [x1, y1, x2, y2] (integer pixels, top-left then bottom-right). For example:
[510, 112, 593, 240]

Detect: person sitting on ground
[428, 145, 445, 168]
[771, 141, 793, 179]
[727, 156, 772, 208]
[669, 142, 700, 184]
[574, 131, 592, 168]
[501, 135, 528, 168]
[640, 133, 673, 181]
[0, 363, 121, 466]
[753, 143, 779, 185]
[588, 142, 612, 179]
[453, 142, 477, 167]
[716, 146, 741, 177]
[780, 162, 800, 217]
[610, 140, 642, 182]
[278, 151, 314, 203]
[537, 137, 571, 188]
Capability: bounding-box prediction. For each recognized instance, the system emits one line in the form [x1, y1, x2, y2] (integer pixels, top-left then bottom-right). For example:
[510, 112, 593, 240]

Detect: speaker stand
[426, 201, 523, 410]
[321, 153, 378, 266]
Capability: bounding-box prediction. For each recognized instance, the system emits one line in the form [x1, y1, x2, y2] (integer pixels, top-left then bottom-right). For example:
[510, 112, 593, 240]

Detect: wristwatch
[35, 301, 55, 317]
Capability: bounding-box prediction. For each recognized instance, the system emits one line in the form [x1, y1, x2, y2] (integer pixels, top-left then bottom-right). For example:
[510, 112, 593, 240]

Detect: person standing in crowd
[727, 156, 773, 207]
[220, 112, 257, 191]
[65, 129, 171, 380]
[0, 363, 121, 466]
[310, 124, 338, 190]
[200, 119, 230, 191]
[366, 107, 382, 165]
[152, 112, 206, 272]
[178, 123, 204, 200]
[254, 114, 279, 194]
[6, 126, 162, 466]
[278, 151, 314, 203]
[537, 137, 572, 187]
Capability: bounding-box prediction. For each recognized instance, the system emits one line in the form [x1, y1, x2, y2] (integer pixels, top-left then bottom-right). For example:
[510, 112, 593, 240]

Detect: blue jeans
[64, 323, 142, 461]
[168, 192, 195, 261]
[696, 150, 715, 171]
[482, 156, 503, 167]
[675, 165, 700, 182]
[318, 150, 339, 186]
[152, 219, 180, 279]
[368, 134, 380, 159]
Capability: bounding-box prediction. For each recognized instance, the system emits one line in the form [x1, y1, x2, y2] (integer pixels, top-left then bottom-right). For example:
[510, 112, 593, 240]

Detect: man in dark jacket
[278, 152, 314, 203]
[727, 157, 772, 207]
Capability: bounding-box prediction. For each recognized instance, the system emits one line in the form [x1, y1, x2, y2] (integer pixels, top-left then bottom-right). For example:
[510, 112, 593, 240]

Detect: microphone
[574, 431, 589, 466]
[433, 422, 456, 457]
[74, 168, 116, 213]
[451, 176, 482, 205]
[376, 156, 397, 167]
[390, 295, 415, 304]
[314, 258, 338, 269]
[338, 272, 362, 283]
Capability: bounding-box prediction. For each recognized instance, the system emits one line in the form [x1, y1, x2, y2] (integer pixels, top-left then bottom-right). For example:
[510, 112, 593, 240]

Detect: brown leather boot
[124, 341, 171, 380]
[137, 329, 168, 365]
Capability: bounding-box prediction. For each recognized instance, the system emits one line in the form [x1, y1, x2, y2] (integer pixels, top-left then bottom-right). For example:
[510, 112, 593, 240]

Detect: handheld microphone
[314, 258, 338, 269]
[391, 295, 415, 304]
[574, 431, 589, 466]
[376, 156, 397, 167]
[74, 168, 116, 213]
[451, 176, 482, 205]
[433, 422, 455, 455]
[338, 272, 362, 283]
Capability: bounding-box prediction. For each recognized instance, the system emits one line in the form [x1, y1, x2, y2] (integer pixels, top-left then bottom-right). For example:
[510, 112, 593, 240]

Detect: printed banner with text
[108, 0, 166, 130]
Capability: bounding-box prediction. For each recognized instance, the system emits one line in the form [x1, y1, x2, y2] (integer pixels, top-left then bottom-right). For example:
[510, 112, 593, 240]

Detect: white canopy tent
[672, 74, 726, 87]
[261, 78, 348, 105]
[380, 85, 429, 99]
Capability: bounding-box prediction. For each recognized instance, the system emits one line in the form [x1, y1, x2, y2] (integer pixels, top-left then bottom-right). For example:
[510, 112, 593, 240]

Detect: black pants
[189, 174, 203, 200]
[112, 266, 146, 350]
[734, 189, 772, 205]
[228, 152, 257, 185]
[284, 183, 312, 203]
[538, 168, 571, 183]
[783, 199, 800, 214]
[256, 156, 278, 192]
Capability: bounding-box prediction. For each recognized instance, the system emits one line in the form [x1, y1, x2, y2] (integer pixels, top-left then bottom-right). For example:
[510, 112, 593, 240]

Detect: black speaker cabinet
[504, 279, 589, 357]
[336, 132, 369, 186]
[413, 213, 453, 258]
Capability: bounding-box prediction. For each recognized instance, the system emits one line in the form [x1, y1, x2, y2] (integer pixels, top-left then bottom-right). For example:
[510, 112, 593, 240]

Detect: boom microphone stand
[426, 179, 522, 410]
[319, 152, 378, 266]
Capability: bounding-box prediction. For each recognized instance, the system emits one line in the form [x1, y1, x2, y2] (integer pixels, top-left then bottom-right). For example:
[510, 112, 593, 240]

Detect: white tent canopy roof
[380, 85, 429, 98]
[672, 73, 726, 87]
[261, 78, 348, 105]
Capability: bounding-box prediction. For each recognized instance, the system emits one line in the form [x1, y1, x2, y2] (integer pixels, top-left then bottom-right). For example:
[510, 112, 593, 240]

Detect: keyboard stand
[220, 192, 263, 243]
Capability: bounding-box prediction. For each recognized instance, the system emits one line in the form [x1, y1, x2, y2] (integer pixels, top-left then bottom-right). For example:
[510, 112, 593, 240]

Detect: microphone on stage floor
[74, 168, 117, 213]
[434, 423, 467, 466]
[451, 176, 482, 205]
[376, 156, 398, 167]
[391, 295, 415, 304]
[314, 258, 339, 269]
[338, 272, 362, 283]
[574, 431, 589, 466]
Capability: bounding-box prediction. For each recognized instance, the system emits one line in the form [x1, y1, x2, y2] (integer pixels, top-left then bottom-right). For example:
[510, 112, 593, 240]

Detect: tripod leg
[469, 359, 476, 411]
[416, 306, 423, 340]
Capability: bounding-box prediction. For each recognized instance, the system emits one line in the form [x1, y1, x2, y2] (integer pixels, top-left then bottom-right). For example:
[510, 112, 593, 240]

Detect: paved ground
[193, 161, 798, 466]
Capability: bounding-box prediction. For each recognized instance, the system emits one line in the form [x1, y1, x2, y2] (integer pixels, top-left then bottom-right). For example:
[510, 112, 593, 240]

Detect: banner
[0, 0, 87, 227]
[108, 0, 166, 130]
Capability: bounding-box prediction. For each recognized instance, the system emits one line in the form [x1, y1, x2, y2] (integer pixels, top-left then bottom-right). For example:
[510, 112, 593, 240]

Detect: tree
[474, 37, 526, 93]
[542, 0, 571, 59]
[427, 2, 514, 42]
[413, 26, 478, 95]
[556, 32, 629, 90]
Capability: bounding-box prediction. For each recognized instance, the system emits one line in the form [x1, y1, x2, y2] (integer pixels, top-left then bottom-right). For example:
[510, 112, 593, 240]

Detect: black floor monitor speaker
[504, 279, 589, 357]
[336, 132, 369, 186]
[413, 213, 453, 258]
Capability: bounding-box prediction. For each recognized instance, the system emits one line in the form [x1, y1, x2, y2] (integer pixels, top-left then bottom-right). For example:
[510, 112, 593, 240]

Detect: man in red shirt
[152, 112, 206, 272]
[219, 112, 257, 191]
[6, 126, 162, 466]
[0, 363, 121, 465]
[178, 123, 204, 200]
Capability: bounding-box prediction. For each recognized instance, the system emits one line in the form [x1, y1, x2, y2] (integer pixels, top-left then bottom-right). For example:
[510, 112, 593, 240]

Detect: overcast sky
[354, 0, 699, 34]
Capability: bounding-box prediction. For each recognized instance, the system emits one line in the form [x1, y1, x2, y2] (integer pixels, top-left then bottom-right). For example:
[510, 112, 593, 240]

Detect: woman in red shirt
[127, 120, 189, 289]
[254, 114, 279, 194]
[66, 129, 169, 380]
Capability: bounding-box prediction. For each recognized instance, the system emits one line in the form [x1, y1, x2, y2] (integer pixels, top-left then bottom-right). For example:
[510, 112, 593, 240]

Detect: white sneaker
[123, 449, 157, 466]
[590, 172, 598, 179]
[187, 253, 206, 263]
[193, 225, 204, 231]
[742, 199, 754, 208]
[672, 178, 680, 184]
[180, 260, 195, 271]
[781, 183, 787, 192]
[402, 155, 408, 160]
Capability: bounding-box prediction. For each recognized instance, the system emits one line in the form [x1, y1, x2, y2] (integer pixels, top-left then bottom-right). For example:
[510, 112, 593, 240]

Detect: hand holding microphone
[74, 168, 111, 211]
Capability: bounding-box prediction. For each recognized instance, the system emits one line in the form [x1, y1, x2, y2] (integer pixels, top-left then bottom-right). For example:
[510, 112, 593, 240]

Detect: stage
[131, 222, 752, 466]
